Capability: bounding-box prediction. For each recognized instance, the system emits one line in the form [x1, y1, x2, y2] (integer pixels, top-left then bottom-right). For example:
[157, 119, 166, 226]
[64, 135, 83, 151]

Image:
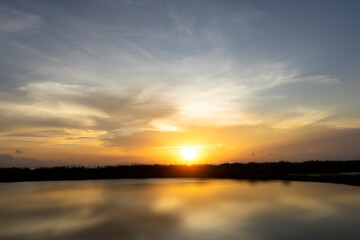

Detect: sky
[1, 0, 360, 166]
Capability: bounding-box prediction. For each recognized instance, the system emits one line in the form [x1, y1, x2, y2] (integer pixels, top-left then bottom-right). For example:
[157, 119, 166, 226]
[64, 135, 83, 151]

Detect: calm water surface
[0, 179, 359, 240]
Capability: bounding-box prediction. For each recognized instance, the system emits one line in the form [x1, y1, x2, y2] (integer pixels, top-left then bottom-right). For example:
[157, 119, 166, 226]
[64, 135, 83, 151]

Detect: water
[0, 179, 359, 240]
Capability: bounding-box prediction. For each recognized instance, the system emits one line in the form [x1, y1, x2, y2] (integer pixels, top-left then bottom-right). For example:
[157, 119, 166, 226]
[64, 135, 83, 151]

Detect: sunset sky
[1, 0, 360, 166]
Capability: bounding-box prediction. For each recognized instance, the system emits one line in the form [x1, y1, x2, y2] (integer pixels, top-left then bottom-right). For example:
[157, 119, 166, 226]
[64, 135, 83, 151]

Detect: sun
[181, 146, 197, 161]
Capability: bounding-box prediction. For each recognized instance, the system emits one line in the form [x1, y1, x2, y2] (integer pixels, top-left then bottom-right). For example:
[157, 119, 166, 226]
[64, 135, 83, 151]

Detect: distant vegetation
[1, 160, 360, 186]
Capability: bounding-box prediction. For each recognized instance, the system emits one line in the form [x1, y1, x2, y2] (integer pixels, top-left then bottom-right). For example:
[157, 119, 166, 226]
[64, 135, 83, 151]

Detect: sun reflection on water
[0, 180, 360, 240]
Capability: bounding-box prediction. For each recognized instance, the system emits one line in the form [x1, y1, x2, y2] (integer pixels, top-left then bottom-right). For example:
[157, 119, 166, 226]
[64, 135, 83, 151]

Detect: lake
[0, 179, 359, 240]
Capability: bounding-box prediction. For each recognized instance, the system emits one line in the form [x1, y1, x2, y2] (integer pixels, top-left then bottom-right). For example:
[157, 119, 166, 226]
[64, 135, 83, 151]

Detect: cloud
[0, 154, 147, 168]
[15, 149, 23, 155]
[0, 2, 347, 132]
[0, 154, 44, 168]
[0, 6, 43, 34]
[260, 127, 360, 161]
[0, 0, 359, 163]
[273, 107, 330, 129]
[0, 82, 176, 133]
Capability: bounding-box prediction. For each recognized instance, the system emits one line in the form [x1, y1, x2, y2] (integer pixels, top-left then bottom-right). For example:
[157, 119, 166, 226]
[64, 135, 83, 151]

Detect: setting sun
[181, 147, 197, 161]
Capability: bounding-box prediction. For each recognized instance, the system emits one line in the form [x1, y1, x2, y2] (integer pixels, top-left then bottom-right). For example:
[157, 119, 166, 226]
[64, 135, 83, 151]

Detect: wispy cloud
[0, 1, 359, 163]
[0, 6, 43, 34]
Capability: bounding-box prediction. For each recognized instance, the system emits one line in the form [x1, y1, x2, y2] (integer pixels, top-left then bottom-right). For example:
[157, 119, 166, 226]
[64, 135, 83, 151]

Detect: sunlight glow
[181, 147, 197, 161]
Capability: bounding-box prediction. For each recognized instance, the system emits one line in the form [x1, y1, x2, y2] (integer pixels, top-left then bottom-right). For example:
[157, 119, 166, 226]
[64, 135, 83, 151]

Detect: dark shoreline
[1, 160, 360, 186]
